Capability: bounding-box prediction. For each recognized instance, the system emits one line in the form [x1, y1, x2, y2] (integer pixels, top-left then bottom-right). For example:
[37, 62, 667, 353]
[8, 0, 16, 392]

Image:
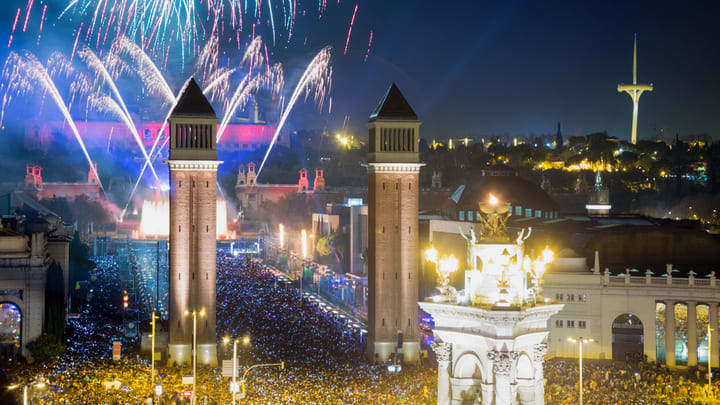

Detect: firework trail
[256, 46, 332, 178]
[2, 51, 104, 190]
[110, 36, 174, 103]
[363, 29, 372, 62]
[343, 4, 357, 56]
[8, 8, 21, 48]
[79, 46, 160, 181]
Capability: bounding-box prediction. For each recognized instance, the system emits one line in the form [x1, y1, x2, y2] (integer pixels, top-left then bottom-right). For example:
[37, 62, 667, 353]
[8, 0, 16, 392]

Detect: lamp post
[279, 223, 284, 250]
[568, 337, 594, 405]
[184, 307, 206, 405]
[150, 311, 159, 403]
[709, 324, 714, 398]
[224, 335, 250, 405]
[8, 379, 46, 405]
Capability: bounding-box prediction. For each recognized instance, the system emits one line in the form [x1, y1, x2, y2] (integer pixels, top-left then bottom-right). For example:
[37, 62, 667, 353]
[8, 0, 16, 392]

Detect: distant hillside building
[235, 162, 327, 211]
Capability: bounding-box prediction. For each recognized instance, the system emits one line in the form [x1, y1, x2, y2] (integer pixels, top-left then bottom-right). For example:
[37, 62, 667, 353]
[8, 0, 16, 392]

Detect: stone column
[480, 383, 494, 405]
[432, 341, 452, 405]
[688, 301, 698, 367]
[665, 300, 676, 367]
[489, 349, 519, 405]
[711, 302, 720, 368]
[533, 343, 548, 405]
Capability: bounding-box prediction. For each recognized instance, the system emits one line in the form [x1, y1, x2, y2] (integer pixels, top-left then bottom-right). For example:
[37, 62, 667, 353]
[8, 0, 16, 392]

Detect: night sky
[2, 0, 720, 142]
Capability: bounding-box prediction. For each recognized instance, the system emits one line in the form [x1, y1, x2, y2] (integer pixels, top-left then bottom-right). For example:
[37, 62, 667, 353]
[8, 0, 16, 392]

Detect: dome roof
[452, 170, 558, 212]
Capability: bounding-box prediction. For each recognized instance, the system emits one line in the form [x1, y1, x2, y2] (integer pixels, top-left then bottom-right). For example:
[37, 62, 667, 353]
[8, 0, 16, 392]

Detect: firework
[2, 51, 104, 190]
[343, 4, 358, 56]
[79, 46, 160, 181]
[256, 45, 333, 178]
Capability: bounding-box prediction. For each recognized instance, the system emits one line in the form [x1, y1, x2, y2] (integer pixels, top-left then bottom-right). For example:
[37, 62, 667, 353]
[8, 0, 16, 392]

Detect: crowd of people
[10, 248, 720, 404]
[5, 251, 435, 404]
[545, 358, 720, 404]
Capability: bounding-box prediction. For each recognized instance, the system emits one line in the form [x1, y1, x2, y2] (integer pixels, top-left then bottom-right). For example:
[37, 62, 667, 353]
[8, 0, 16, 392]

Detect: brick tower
[366, 83, 422, 364]
[167, 78, 220, 366]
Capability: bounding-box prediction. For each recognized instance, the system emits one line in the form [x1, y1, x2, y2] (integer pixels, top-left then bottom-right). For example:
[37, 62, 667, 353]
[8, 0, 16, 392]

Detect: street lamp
[279, 223, 284, 250]
[184, 307, 206, 405]
[149, 310, 159, 403]
[568, 337, 594, 405]
[8, 378, 47, 405]
[224, 335, 251, 405]
[301, 229, 308, 260]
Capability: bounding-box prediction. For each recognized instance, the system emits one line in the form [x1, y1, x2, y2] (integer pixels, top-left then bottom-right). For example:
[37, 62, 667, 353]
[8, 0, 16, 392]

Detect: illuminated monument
[366, 84, 422, 364]
[617, 34, 653, 144]
[166, 78, 220, 366]
[419, 195, 562, 405]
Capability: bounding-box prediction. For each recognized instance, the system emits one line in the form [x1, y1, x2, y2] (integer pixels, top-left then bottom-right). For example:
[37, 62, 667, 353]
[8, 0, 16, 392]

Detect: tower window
[408, 318, 411, 326]
[206, 225, 209, 232]
[382, 318, 385, 326]
[179, 225, 182, 232]
[178, 273, 181, 280]
[179, 181, 182, 188]
[206, 181, 209, 188]
[395, 183, 399, 190]
[409, 183, 411, 190]
[192, 272, 195, 280]
[408, 226, 411, 234]
[395, 272, 398, 280]
[206, 272, 208, 280]
[382, 183, 386, 191]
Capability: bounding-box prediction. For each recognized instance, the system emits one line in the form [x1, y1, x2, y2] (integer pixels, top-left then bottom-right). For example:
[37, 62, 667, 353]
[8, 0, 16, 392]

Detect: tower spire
[633, 33, 638, 85]
[618, 34, 653, 144]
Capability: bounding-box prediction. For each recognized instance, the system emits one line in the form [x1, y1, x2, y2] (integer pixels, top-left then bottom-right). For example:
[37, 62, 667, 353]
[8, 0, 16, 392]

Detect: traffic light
[122, 290, 129, 309]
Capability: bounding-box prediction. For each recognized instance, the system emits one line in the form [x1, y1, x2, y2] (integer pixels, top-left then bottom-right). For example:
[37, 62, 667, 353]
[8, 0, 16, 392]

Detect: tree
[69, 232, 94, 312]
[26, 334, 65, 362]
[44, 261, 65, 339]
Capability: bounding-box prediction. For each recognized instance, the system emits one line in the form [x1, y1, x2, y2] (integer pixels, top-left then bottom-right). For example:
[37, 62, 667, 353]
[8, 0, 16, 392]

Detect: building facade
[366, 84, 422, 364]
[166, 78, 220, 366]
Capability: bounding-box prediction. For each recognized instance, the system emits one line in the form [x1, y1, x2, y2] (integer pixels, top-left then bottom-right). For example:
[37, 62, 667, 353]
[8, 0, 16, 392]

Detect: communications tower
[617, 34, 653, 144]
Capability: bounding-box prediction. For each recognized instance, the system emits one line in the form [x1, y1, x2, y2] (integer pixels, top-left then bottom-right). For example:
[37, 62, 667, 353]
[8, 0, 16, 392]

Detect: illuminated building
[0, 211, 71, 361]
[420, 194, 562, 405]
[23, 164, 101, 200]
[234, 162, 327, 211]
[425, 190, 720, 371]
[366, 83, 422, 364]
[617, 34, 653, 144]
[166, 78, 220, 366]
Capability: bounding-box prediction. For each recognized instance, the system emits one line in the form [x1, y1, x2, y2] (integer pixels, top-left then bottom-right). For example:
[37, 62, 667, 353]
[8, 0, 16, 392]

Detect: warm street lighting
[279, 223, 284, 249]
[9, 379, 47, 405]
[438, 255, 459, 279]
[185, 307, 206, 405]
[568, 337, 594, 405]
[150, 311, 159, 404]
[488, 193, 499, 206]
[224, 335, 250, 405]
[301, 229, 308, 259]
[424, 246, 438, 264]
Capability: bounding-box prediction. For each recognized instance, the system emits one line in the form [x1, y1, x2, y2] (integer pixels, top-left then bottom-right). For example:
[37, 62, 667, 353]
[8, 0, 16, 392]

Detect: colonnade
[662, 300, 720, 368]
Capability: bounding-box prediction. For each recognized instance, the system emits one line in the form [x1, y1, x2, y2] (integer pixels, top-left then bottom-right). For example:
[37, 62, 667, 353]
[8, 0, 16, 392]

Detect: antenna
[633, 33, 638, 85]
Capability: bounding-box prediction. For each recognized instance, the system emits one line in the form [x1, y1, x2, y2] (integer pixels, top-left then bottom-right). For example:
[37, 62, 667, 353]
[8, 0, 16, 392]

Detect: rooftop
[369, 83, 418, 121]
[170, 77, 217, 118]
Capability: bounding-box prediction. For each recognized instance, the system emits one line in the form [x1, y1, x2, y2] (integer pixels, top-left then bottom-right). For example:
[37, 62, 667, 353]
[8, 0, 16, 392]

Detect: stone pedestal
[421, 302, 563, 405]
